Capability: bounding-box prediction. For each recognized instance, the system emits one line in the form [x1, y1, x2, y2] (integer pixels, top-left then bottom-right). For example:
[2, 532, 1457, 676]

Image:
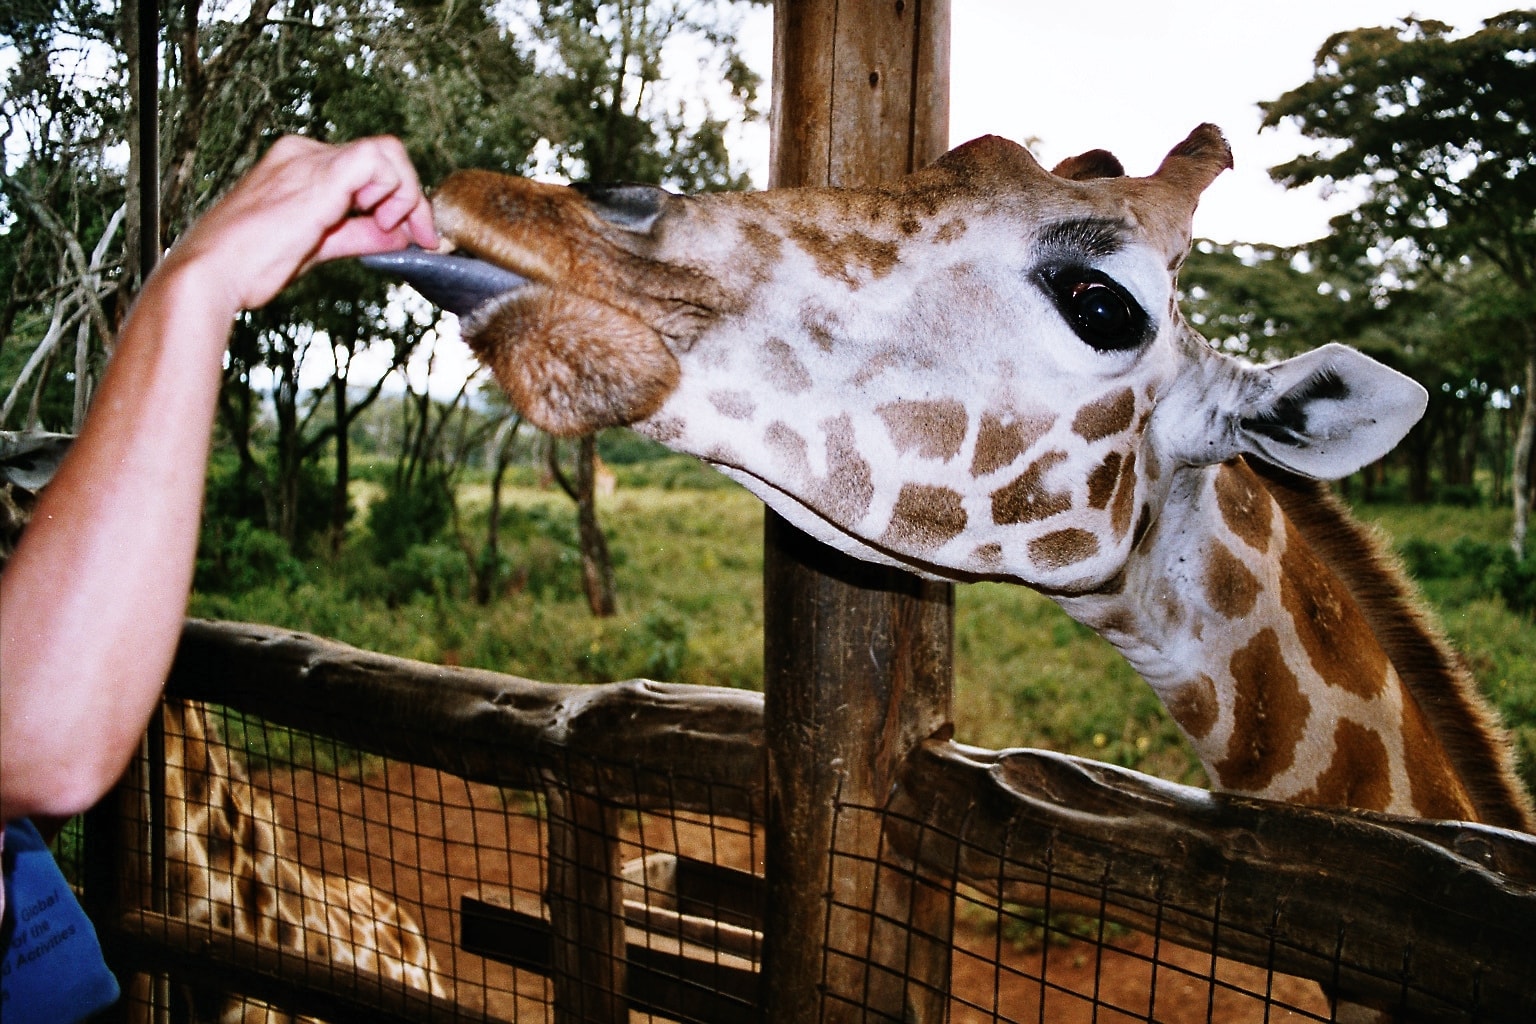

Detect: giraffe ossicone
[365, 125, 1533, 831]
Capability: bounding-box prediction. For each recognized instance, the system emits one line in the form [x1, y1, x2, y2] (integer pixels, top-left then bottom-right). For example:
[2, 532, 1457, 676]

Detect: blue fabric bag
[0, 818, 120, 1023]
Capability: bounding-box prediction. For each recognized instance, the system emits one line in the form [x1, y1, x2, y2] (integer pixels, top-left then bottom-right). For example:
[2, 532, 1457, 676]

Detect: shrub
[386, 542, 472, 603]
[367, 475, 453, 561]
[195, 519, 308, 594]
[1494, 554, 1536, 619]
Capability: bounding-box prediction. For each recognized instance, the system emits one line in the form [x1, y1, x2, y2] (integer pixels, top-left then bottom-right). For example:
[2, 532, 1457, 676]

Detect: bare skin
[0, 135, 438, 822]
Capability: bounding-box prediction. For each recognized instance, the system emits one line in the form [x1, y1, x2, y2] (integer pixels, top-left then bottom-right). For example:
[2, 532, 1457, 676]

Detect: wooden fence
[78, 618, 1536, 1023]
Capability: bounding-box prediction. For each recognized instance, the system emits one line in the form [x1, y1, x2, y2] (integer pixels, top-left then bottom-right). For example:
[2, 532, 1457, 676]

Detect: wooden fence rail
[89, 619, 1536, 1022]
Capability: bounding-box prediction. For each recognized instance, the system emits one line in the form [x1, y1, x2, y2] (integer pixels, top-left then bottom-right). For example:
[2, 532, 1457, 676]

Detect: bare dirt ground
[255, 761, 1329, 1024]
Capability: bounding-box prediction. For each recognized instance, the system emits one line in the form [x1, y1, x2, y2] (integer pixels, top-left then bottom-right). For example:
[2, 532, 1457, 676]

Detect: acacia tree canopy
[1260, 10, 1536, 553]
[1261, 11, 1536, 282]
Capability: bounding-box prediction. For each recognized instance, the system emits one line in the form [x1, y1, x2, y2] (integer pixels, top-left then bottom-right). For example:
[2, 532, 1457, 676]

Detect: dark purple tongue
[359, 246, 527, 318]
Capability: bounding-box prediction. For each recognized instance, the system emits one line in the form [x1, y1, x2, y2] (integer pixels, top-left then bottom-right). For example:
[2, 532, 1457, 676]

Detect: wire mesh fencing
[75, 619, 1536, 1023]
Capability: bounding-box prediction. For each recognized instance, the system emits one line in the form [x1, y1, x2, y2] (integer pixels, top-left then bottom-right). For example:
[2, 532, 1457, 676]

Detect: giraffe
[152, 699, 447, 1023]
[362, 123, 1534, 835]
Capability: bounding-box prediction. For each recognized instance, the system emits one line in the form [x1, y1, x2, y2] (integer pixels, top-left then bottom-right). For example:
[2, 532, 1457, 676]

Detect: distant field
[191, 472, 1535, 793]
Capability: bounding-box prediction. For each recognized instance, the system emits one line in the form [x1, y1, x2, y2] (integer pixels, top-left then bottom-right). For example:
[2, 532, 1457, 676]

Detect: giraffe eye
[1043, 267, 1148, 352]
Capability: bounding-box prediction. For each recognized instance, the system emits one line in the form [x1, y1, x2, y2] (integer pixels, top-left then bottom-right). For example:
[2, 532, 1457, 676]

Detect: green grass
[189, 480, 1535, 794]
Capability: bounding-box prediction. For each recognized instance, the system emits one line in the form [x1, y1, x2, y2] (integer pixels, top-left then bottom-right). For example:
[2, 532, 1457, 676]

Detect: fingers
[326, 136, 439, 256]
[155, 134, 440, 315]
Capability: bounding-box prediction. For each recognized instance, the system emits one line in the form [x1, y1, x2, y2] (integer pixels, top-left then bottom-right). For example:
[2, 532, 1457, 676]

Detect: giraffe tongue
[359, 246, 527, 318]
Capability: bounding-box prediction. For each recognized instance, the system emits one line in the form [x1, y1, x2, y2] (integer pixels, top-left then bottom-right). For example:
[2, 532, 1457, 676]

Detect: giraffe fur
[157, 700, 446, 1022]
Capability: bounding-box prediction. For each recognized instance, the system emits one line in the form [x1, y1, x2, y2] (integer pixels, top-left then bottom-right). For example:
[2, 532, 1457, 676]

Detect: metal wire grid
[83, 692, 1528, 1023]
[834, 793, 1510, 1024]
[108, 699, 768, 1023]
[115, 699, 552, 1021]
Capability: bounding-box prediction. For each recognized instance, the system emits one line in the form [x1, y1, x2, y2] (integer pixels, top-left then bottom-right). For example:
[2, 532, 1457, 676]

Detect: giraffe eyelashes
[1040, 266, 1150, 353]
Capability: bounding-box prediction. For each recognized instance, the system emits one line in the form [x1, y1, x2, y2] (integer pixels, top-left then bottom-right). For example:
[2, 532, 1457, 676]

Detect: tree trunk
[329, 361, 350, 555]
[575, 435, 617, 617]
[545, 436, 618, 617]
[477, 417, 519, 606]
[1514, 346, 1536, 558]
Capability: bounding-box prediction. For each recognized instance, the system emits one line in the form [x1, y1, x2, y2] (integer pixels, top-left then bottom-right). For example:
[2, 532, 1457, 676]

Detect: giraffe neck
[1058, 458, 1534, 830]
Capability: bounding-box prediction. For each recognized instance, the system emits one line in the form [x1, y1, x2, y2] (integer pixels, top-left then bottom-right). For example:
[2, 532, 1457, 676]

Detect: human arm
[0, 135, 437, 822]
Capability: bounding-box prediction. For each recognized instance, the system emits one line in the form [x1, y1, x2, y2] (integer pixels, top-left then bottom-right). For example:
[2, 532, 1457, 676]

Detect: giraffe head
[367, 125, 1426, 593]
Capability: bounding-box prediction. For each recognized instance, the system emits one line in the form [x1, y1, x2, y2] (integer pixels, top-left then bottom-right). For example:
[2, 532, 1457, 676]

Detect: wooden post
[763, 2, 953, 1021]
[545, 789, 628, 1024]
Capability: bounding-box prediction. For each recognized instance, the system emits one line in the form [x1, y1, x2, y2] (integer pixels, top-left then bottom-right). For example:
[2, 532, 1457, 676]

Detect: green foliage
[195, 520, 310, 594]
[387, 542, 474, 601]
[367, 475, 455, 561]
[511, 0, 762, 189]
[1262, 12, 1536, 271]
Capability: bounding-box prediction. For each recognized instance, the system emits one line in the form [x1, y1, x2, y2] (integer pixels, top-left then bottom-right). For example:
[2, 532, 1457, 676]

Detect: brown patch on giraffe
[935, 218, 966, 243]
[1278, 517, 1388, 699]
[1400, 688, 1478, 820]
[1213, 628, 1312, 793]
[1110, 451, 1138, 538]
[1294, 719, 1393, 811]
[1086, 452, 1122, 509]
[786, 221, 901, 288]
[850, 349, 901, 388]
[991, 450, 1072, 525]
[764, 421, 810, 475]
[709, 389, 756, 421]
[1203, 542, 1260, 619]
[882, 484, 968, 552]
[1072, 388, 1136, 442]
[800, 303, 839, 352]
[737, 220, 783, 281]
[702, 443, 742, 466]
[816, 414, 875, 525]
[877, 399, 968, 461]
[1029, 528, 1099, 570]
[1213, 461, 1273, 553]
[971, 411, 1056, 477]
[646, 414, 685, 444]
[968, 542, 1003, 570]
[762, 338, 813, 395]
[1167, 674, 1219, 741]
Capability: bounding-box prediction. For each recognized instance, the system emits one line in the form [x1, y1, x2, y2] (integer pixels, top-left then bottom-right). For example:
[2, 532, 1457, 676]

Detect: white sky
[356, 1, 1515, 395]
[944, 1, 1515, 246]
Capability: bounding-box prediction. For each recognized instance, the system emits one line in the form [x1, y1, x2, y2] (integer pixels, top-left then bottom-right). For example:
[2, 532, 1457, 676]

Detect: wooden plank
[460, 894, 760, 1023]
[764, 4, 955, 1019]
[165, 618, 764, 820]
[106, 910, 465, 1024]
[546, 790, 627, 1023]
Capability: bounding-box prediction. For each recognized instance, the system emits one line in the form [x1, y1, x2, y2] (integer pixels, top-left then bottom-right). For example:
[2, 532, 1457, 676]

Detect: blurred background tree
[2, 0, 763, 611]
[1260, 10, 1536, 554]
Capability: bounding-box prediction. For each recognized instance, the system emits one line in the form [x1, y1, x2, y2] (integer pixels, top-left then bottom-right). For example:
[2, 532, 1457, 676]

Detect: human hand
[159, 135, 439, 315]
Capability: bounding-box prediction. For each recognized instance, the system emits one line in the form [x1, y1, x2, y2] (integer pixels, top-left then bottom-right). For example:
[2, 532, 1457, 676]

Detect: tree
[1260, 11, 1536, 553]
[501, 0, 762, 616]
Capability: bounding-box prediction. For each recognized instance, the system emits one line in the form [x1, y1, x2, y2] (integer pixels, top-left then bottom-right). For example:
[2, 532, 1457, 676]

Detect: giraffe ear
[1230, 344, 1428, 480]
[1051, 149, 1125, 181]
